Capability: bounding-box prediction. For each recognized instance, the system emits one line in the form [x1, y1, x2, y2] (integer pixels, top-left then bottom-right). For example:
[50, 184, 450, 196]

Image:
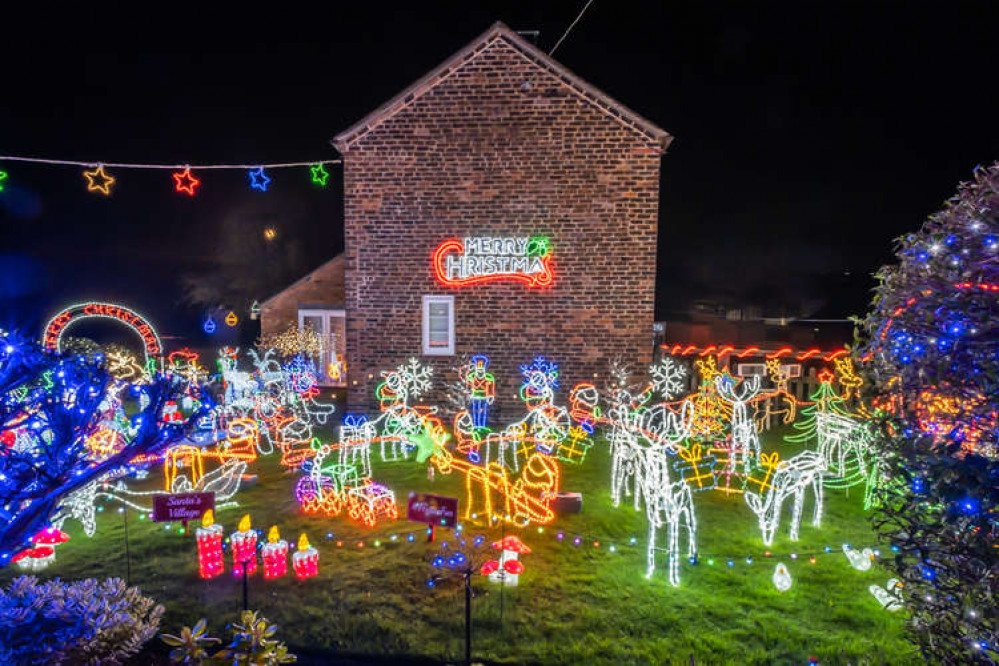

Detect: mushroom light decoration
[481, 535, 531, 586]
[12, 527, 70, 571]
[12, 546, 55, 572]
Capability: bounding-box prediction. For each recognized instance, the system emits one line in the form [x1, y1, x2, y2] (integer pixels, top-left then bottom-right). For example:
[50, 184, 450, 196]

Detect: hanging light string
[163, 512, 882, 567]
[0, 154, 339, 195]
[0, 155, 340, 169]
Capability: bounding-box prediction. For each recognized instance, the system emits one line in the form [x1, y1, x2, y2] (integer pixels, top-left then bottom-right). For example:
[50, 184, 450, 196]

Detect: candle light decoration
[196, 509, 225, 580]
[292, 533, 318, 580]
[231, 513, 258, 577]
[262, 525, 289, 579]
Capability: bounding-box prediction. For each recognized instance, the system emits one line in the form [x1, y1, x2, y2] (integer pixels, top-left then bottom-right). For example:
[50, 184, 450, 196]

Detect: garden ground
[1, 429, 913, 665]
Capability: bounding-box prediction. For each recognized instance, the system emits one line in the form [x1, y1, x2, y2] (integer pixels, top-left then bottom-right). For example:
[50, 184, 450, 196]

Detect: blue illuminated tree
[858, 163, 998, 662]
[0, 334, 211, 563]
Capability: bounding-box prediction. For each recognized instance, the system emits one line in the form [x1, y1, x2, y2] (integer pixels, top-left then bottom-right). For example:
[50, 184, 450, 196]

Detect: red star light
[173, 168, 201, 196]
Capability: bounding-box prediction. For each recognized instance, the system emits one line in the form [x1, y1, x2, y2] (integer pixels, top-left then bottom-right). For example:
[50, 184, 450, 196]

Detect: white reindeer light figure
[744, 450, 826, 545]
[607, 386, 648, 509]
[715, 374, 762, 475]
[816, 412, 873, 478]
[644, 461, 697, 586]
[609, 399, 692, 511]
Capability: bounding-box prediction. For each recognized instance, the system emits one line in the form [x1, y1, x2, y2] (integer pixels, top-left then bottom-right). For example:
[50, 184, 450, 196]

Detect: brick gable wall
[341, 38, 662, 418]
[260, 256, 345, 337]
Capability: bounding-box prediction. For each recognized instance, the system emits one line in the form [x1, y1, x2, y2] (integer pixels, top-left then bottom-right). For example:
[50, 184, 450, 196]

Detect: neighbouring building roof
[260, 254, 345, 308]
[331, 21, 673, 153]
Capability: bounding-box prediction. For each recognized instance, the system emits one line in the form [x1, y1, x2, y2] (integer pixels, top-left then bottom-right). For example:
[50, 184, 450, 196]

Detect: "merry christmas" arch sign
[43, 302, 162, 361]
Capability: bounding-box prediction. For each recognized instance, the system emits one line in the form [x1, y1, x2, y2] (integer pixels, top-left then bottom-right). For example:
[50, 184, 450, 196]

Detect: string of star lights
[0, 154, 340, 196]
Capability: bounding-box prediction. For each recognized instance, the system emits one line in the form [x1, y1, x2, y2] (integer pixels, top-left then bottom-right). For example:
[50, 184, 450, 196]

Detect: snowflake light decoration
[649, 357, 687, 400]
[395, 357, 434, 400]
[520, 355, 560, 392]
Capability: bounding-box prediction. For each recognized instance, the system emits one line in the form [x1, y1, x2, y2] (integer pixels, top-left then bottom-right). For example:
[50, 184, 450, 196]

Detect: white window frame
[781, 363, 802, 378]
[737, 363, 767, 377]
[422, 295, 455, 356]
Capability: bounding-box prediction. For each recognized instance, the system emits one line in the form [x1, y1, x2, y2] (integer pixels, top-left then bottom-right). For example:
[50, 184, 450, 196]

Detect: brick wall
[260, 255, 345, 337]
[339, 37, 663, 418]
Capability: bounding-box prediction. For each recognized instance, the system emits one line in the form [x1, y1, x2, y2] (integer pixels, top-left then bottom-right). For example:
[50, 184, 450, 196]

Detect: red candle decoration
[292, 533, 318, 580]
[262, 525, 288, 580]
[231, 513, 258, 577]
[196, 509, 224, 580]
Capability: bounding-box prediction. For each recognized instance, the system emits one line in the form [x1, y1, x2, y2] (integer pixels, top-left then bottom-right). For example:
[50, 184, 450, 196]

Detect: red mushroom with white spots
[12, 545, 56, 572]
[482, 535, 531, 586]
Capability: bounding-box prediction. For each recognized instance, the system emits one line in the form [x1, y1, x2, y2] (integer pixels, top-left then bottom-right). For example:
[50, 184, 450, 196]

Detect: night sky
[1, 2, 995, 343]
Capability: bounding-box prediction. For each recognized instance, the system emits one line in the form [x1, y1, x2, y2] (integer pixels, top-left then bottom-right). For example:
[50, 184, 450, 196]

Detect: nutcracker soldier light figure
[465, 354, 495, 429]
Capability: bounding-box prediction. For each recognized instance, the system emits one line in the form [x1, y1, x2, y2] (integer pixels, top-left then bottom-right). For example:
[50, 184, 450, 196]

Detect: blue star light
[248, 167, 271, 192]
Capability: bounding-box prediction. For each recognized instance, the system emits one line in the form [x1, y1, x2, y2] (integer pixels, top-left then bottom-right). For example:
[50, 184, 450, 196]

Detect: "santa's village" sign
[432, 236, 553, 288]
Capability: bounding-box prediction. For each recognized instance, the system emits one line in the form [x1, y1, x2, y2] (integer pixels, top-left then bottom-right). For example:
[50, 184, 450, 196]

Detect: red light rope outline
[432, 238, 554, 288]
[42, 302, 162, 360]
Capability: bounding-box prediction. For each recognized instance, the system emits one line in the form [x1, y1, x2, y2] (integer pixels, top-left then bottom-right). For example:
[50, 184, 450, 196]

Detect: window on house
[422, 295, 455, 356]
[737, 363, 767, 377]
[781, 363, 802, 378]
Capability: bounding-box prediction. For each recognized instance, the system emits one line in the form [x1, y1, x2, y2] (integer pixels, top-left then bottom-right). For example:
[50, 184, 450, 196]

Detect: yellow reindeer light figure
[753, 359, 798, 432]
[834, 357, 864, 401]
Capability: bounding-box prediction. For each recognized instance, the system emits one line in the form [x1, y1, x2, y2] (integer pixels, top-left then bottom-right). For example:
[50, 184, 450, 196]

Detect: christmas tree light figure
[784, 369, 852, 445]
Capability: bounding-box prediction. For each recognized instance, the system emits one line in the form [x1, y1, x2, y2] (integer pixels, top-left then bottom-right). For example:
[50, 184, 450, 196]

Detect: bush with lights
[0, 575, 163, 665]
[0, 333, 212, 562]
[858, 162, 998, 662]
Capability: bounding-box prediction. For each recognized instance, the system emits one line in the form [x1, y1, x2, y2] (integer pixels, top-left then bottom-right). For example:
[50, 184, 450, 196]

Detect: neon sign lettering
[42, 302, 163, 360]
[433, 236, 553, 288]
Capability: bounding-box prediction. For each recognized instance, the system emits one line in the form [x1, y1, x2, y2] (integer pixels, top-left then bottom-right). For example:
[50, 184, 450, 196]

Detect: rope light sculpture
[743, 450, 826, 546]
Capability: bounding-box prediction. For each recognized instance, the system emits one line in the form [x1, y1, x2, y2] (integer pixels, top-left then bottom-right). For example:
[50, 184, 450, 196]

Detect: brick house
[269, 21, 672, 412]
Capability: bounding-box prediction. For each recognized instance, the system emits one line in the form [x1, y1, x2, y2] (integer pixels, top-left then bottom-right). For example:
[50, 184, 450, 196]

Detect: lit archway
[43, 302, 162, 362]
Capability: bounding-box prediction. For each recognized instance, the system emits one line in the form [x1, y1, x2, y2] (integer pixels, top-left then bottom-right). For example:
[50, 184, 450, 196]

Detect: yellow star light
[83, 166, 116, 195]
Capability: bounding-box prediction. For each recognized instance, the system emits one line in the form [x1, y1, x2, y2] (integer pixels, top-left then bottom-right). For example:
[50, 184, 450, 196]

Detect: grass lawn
[1, 430, 913, 665]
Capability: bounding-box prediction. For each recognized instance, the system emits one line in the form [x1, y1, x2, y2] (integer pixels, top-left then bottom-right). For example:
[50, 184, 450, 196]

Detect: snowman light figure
[481, 535, 531, 586]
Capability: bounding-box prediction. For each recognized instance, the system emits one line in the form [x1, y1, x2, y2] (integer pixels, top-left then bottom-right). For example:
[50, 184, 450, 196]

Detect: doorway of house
[298, 308, 346, 387]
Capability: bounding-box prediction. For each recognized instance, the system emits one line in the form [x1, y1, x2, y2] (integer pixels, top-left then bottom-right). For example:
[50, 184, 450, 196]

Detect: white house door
[297, 309, 346, 387]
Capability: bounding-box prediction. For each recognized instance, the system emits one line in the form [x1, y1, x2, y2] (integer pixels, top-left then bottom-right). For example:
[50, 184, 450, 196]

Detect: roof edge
[259, 253, 345, 308]
[332, 21, 672, 153]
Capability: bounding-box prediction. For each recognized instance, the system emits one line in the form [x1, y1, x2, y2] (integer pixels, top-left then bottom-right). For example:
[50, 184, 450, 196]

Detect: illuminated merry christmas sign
[432, 236, 553, 288]
[43, 302, 162, 360]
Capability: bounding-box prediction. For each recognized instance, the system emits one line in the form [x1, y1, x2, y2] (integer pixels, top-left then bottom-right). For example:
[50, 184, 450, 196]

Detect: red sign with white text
[152, 492, 215, 522]
[407, 492, 459, 528]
